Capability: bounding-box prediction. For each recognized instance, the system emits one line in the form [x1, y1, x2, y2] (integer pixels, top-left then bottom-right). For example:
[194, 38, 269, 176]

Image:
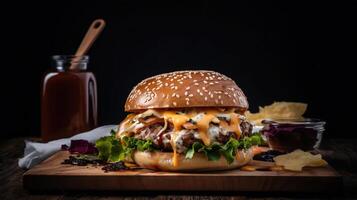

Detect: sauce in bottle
[41, 55, 97, 141]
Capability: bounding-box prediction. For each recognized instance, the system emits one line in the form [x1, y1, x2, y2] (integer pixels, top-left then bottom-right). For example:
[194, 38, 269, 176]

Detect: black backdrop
[2, 1, 356, 138]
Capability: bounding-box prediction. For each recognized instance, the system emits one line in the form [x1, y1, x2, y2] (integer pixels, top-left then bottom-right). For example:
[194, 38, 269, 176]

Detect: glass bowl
[260, 118, 326, 152]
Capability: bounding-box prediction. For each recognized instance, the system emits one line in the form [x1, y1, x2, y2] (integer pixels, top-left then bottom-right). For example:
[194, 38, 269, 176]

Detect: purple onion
[63, 140, 98, 154]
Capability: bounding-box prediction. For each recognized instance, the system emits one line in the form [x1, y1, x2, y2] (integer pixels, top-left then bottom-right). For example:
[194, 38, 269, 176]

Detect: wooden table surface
[1, 137, 357, 200]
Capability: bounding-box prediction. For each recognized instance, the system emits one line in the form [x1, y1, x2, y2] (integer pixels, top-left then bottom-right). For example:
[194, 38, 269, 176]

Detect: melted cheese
[219, 113, 241, 138]
[161, 110, 216, 146]
[160, 109, 242, 167]
[119, 108, 243, 167]
[161, 111, 191, 167]
[162, 111, 191, 131]
[196, 113, 217, 145]
[170, 133, 178, 166]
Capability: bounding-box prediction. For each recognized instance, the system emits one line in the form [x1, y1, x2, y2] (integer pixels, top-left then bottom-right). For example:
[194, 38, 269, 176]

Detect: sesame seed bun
[125, 70, 248, 112]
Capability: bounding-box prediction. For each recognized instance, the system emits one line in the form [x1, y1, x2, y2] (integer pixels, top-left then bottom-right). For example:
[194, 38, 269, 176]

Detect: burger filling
[104, 108, 263, 166]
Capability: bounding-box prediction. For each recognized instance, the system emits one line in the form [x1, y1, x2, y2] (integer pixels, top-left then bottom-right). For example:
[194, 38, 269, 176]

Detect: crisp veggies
[61, 139, 98, 154]
[95, 130, 156, 162]
[95, 130, 264, 164]
[185, 133, 264, 164]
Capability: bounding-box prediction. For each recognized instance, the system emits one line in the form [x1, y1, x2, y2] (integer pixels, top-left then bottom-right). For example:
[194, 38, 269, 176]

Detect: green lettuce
[95, 130, 155, 162]
[96, 130, 264, 164]
[185, 133, 264, 164]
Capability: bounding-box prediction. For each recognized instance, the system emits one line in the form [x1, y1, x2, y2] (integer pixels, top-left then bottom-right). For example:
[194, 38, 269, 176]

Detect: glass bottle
[41, 55, 97, 141]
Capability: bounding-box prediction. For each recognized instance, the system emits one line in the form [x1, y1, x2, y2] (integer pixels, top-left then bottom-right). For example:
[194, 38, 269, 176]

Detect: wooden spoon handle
[70, 19, 106, 70]
[75, 19, 106, 56]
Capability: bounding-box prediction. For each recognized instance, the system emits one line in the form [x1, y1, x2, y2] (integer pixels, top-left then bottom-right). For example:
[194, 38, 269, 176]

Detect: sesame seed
[215, 99, 219, 104]
[218, 95, 221, 99]
[172, 93, 176, 97]
[204, 97, 208, 101]
[186, 86, 190, 90]
[186, 101, 190, 105]
[165, 83, 168, 86]
[194, 83, 199, 85]
[193, 79, 198, 82]
[220, 100, 224, 104]
[189, 94, 193, 97]
[173, 102, 177, 106]
[176, 94, 180, 98]
[199, 92, 203, 96]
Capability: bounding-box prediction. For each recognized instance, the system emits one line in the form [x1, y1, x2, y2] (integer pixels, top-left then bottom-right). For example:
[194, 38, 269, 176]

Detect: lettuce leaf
[185, 142, 203, 159]
[95, 136, 115, 161]
[184, 133, 264, 164]
[96, 129, 264, 164]
[95, 131, 156, 162]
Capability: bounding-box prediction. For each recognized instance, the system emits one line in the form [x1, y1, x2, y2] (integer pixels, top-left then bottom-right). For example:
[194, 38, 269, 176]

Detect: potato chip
[273, 149, 327, 171]
[246, 102, 308, 125]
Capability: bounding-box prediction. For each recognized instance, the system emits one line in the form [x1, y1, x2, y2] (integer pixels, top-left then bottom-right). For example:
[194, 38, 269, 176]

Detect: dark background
[2, 1, 356, 138]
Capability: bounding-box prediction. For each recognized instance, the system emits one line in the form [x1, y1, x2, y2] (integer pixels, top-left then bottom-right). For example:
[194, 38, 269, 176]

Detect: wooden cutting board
[23, 151, 342, 192]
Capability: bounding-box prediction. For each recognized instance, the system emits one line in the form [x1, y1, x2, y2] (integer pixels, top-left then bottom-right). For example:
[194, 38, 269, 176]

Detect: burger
[96, 70, 263, 171]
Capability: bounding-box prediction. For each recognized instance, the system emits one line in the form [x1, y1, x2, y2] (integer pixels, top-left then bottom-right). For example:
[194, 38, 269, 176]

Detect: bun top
[125, 70, 248, 112]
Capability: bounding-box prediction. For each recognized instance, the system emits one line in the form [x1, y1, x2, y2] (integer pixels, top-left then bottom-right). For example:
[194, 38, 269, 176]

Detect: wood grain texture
[1, 137, 357, 200]
[23, 151, 341, 192]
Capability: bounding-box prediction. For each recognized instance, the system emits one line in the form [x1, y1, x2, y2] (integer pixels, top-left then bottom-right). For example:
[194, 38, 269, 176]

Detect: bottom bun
[133, 148, 253, 171]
